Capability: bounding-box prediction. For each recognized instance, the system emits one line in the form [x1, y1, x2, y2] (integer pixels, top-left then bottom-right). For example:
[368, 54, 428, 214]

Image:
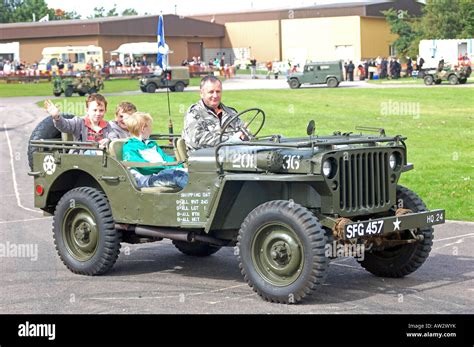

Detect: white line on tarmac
[433, 236, 474, 251]
[0, 217, 51, 224]
[3, 124, 41, 214]
[433, 233, 474, 242]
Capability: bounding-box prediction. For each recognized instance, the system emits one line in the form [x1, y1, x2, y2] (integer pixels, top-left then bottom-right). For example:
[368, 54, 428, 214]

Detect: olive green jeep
[423, 65, 471, 85]
[53, 72, 104, 97]
[288, 61, 344, 88]
[27, 109, 445, 304]
[139, 66, 190, 93]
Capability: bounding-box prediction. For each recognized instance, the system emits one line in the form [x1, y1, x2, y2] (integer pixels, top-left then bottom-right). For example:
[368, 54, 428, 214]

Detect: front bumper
[344, 209, 445, 239]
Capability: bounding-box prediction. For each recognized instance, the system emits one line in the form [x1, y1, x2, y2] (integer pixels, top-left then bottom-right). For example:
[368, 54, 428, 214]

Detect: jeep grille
[338, 151, 390, 211]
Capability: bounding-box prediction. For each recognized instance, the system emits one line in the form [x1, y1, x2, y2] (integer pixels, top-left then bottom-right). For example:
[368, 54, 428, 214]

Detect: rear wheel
[238, 200, 328, 304]
[448, 74, 459, 85]
[146, 83, 156, 93]
[288, 79, 300, 89]
[53, 187, 121, 275]
[423, 75, 434, 85]
[174, 81, 185, 92]
[326, 77, 338, 88]
[172, 240, 221, 256]
[358, 185, 434, 278]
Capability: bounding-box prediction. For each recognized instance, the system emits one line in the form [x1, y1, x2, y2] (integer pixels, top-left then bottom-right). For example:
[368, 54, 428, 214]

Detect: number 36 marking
[282, 155, 301, 170]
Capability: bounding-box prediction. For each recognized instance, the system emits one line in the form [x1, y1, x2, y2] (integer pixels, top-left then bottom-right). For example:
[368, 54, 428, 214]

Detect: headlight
[389, 152, 402, 171]
[322, 158, 337, 178]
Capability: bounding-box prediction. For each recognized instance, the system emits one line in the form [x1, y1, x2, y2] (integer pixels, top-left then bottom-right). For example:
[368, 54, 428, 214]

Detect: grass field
[40, 87, 473, 221]
[0, 77, 202, 97]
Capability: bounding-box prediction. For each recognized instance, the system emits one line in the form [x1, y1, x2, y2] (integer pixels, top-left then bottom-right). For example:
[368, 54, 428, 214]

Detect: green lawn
[40, 87, 473, 221]
[0, 77, 202, 97]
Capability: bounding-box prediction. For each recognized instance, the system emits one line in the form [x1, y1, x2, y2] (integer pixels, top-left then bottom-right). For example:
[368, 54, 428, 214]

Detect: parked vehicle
[287, 61, 344, 88]
[139, 67, 189, 93]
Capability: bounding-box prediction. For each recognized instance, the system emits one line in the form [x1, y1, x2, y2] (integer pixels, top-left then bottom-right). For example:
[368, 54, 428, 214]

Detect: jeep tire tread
[238, 200, 328, 304]
[358, 185, 434, 278]
[53, 187, 121, 275]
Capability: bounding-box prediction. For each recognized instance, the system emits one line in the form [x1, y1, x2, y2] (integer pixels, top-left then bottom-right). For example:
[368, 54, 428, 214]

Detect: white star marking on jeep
[393, 218, 401, 231]
[43, 155, 56, 175]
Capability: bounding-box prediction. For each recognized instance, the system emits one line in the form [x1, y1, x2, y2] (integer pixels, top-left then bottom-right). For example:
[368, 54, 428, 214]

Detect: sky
[44, 0, 372, 18]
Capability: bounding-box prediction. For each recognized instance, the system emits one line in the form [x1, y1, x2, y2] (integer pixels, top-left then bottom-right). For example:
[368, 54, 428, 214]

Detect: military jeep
[28, 109, 445, 304]
[288, 61, 344, 88]
[423, 65, 471, 85]
[139, 66, 190, 93]
[53, 72, 104, 97]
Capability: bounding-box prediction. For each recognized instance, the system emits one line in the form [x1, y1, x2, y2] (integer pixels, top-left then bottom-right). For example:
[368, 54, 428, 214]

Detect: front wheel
[326, 77, 338, 88]
[146, 83, 156, 93]
[358, 185, 434, 278]
[238, 200, 328, 304]
[53, 187, 121, 275]
[424, 75, 434, 85]
[174, 81, 185, 92]
[288, 79, 300, 89]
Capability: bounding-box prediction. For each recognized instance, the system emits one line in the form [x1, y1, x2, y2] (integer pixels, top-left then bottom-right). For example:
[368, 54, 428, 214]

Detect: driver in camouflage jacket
[182, 76, 245, 151]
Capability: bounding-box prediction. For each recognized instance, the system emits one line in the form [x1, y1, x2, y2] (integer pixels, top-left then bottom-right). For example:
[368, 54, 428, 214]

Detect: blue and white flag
[157, 15, 169, 70]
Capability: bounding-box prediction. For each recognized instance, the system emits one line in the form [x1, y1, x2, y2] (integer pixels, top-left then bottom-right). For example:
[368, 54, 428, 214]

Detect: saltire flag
[157, 15, 169, 70]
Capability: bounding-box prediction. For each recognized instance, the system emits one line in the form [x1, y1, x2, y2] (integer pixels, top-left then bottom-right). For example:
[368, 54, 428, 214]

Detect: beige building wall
[281, 16, 361, 63]
[223, 20, 280, 62]
[360, 17, 397, 59]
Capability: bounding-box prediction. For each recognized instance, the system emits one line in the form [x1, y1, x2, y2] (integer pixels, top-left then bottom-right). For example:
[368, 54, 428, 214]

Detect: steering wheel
[219, 108, 265, 143]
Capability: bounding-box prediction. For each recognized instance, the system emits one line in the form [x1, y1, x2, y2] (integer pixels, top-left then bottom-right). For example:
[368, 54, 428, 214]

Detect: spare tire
[27, 114, 76, 170]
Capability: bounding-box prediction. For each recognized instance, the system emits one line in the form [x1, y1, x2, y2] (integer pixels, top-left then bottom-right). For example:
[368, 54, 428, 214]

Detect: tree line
[0, 0, 139, 23]
[384, 0, 474, 58]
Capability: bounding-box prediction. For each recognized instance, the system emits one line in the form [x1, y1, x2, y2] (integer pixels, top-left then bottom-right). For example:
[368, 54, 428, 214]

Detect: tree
[122, 8, 138, 16]
[383, 8, 420, 57]
[0, 0, 81, 22]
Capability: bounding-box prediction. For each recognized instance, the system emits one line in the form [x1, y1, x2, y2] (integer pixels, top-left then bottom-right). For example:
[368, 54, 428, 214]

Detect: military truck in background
[423, 65, 471, 85]
[139, 66, 190, 93]
[288, 61, 344, 88]
[53, 72, 104, 97]
[27, 108, 445, 304]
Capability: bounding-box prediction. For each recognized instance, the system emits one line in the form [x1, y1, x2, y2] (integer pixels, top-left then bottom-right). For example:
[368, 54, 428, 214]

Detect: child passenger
[108, 101, 137, 140]
[44, 93, 111, 148]
[122, 112, 188, 189]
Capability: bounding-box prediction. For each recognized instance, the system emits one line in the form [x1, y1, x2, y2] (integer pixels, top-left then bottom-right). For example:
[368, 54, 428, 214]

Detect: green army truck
[139, 66, 190, 93]
[53, 72, 104, 97]
[27, 109, 445, 304]
[288, 61, 344, 88]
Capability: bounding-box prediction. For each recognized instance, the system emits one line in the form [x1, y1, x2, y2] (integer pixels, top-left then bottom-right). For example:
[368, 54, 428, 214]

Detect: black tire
[172, 240, 221, 256]
[64, 87, 73, 97]
[358, 185, 434, 278]
[288, 79, 300, 89]
[27, 114, 76, 170]
[434, 79, 442, 85]
[174, 82, 185, 92]
[78, 91, 86, 96]
[146, 83, 156, 93]
[424, 75, 434, 85]
[327, 77, 338, 88]
[238, 200, 328, 304]
[53, 91, 62, 97]
[169, 87, 176, 92]
[459, 78, 467, 84]
[53, 187, 121, 275]
[448, 74, 458, 85]
[140, 87, 147, 93]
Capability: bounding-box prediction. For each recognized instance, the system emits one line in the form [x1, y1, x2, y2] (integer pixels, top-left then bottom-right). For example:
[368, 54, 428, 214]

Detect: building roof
[190, 0, 424, 23]
[0, 15, 225, 40]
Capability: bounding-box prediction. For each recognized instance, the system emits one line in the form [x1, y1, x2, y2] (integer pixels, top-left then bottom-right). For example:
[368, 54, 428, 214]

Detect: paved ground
[0, 84, 473, 314]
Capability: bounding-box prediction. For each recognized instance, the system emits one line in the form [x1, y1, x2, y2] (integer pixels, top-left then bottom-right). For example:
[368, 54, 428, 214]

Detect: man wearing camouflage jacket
[182, 76, 245, 151]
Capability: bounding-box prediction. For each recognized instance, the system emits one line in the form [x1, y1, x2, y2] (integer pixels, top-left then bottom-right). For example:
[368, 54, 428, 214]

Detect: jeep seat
[173, 137, 188, 165]
[108, 139, 181, 193]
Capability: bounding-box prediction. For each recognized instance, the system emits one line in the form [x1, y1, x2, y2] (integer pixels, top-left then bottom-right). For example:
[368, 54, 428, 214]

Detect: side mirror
[307, 120, 315, 136]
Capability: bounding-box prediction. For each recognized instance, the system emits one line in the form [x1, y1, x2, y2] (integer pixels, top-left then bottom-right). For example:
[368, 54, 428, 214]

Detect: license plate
[345, 220, 384, 239]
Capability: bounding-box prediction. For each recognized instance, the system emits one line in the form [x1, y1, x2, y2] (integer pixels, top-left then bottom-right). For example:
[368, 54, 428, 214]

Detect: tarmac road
[0, 94, 473, 315]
